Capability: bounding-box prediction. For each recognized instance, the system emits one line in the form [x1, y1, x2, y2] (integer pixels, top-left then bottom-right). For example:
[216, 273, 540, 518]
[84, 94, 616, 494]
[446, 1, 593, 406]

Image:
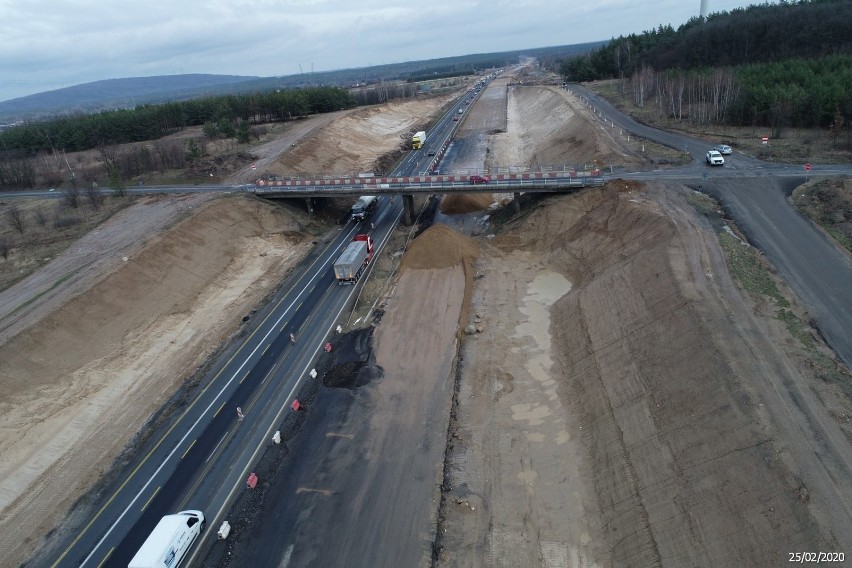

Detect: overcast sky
[1, 0, 766, 103]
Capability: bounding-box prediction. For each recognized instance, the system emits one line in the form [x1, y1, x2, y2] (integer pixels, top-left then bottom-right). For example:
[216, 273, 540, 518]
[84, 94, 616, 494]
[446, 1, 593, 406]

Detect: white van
[128, 510, 205, 568]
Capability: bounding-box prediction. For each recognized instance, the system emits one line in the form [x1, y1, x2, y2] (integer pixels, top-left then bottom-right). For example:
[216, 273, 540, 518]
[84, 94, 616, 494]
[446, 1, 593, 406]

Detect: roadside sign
[805, 163, 811, 172]
[761, 136, 769, 144]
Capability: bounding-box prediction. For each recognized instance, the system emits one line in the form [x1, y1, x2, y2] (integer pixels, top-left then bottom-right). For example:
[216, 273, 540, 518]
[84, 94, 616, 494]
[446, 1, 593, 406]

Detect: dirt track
[1, 66, 851, 568]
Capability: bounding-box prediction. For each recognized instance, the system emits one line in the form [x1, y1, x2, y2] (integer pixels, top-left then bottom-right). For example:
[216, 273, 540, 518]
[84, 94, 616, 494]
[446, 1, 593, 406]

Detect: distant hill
[0, 43, 603, 124]
[0, 74, 261, 123]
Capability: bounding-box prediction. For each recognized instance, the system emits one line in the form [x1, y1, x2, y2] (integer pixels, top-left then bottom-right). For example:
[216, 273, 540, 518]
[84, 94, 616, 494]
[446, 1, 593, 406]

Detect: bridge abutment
[512, 192, 522, 214]
[402, 194, 415, 226]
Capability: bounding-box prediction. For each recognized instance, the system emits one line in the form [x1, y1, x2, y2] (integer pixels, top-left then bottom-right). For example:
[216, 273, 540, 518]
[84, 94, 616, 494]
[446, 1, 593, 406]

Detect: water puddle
[512, 270, 572, 388]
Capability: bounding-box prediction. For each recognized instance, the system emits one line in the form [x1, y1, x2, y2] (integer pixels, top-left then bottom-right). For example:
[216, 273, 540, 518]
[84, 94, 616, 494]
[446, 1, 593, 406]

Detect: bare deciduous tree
[85, 184, 104, 210]
[6, 204, 25, 234]
[829, 108, 845, 147]
[62, 185, 81, 208]
[0, 237, 9, 260]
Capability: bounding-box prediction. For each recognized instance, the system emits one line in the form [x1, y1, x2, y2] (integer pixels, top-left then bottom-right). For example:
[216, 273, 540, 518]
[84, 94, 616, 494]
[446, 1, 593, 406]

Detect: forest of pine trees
[557, 0, 852, 130]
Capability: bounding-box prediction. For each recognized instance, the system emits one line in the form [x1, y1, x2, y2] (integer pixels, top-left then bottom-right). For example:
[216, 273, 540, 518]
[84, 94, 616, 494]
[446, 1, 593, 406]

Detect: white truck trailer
[412, 130, 426, 149]
[333, 234, 374, 284]
[128, 510, 205, 568]
[350, 195, 378, 222]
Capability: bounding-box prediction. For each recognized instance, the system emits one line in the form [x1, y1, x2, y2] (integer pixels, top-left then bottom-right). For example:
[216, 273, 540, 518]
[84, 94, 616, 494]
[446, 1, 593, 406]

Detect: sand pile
[488, 86, 642, 171]
[399, 223, 479, 329]
[439, 194, 493, 215]
[400, 223, 479, 271]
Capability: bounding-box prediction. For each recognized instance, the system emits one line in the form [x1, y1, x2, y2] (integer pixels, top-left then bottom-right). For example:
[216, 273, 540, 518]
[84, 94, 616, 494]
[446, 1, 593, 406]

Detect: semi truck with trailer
[412, 131, 426, 150]
[333, 234, 374, 284]
[128, 510, 205, 568]
[350, 195, 378, 222]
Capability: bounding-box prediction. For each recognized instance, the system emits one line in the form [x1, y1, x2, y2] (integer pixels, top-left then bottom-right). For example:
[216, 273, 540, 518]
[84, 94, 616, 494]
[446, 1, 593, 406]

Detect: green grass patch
[776, 308, 813, 347]
[720, 230, 851, 390]
[826, 226, 852, 253]
[685, 191, 718, 216]
[792, 179, 852, 254]
[718, 232, 789, 308]
[778, 308, 851, 388]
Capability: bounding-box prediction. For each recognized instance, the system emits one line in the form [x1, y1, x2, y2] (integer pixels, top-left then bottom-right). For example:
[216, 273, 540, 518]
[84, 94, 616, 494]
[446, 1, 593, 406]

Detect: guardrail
[252, 173, 604, 196]
[248, 176, 606, 197]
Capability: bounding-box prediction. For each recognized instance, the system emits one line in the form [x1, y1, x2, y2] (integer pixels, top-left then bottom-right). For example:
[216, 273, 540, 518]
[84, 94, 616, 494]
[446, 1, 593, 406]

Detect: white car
[706, 150, 725, 166]
[714, 144, 732, 155]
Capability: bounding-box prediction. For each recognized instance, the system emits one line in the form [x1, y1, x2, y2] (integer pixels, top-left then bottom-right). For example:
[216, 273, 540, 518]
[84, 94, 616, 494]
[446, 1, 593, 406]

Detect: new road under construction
[2, 65, 852, 568]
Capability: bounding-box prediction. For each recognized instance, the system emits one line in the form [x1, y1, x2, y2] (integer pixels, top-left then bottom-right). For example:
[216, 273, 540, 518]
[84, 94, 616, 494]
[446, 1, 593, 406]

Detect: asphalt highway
[45, 79, 485, 568]
[51, 207, 396, 567]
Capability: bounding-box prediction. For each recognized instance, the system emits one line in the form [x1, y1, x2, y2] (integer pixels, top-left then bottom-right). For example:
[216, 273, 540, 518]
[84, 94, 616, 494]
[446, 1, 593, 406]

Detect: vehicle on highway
[412, 131, 426, 150]
[714, 144, 733, 155]
[453, 116, 459, 121]
[333, 234, 374, 284]
[428, 151, 436, 156]
[706, 150, 725, 166]
[469, 175, 489, 184]
[128, 510, 205, 568]
[350, 195, 378, 222]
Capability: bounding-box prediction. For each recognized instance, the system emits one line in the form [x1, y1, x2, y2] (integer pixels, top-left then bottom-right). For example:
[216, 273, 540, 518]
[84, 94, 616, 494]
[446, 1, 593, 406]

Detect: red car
[469, 175, 489, 185]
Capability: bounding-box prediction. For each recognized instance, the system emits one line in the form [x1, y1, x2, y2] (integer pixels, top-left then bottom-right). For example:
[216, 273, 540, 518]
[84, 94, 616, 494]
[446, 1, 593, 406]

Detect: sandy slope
[268, 97, 453, 178]
[0, 94, 454, 566]
[434, 79, 852, 567]
[438, 183, 848, 566]
[0, 195, 311, 563]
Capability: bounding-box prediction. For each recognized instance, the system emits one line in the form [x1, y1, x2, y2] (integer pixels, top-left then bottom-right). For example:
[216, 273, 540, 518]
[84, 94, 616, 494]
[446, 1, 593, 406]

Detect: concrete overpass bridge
[253, 170, 605, 223]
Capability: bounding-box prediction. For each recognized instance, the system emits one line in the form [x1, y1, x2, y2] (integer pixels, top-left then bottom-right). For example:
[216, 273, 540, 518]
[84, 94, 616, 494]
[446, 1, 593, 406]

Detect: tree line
[0, 86, 357, 156]
[626, 55, 852, 130]
[558, 0, 852, 130]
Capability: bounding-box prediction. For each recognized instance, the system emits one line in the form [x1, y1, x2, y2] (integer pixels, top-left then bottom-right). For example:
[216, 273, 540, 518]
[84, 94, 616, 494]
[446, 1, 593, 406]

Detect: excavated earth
[1, 66, 850, 568]
[0, 94, 453, 566]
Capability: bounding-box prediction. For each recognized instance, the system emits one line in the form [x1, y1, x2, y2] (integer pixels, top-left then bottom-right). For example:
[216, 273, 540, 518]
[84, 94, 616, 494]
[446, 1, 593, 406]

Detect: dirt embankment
[431, 77, 849, 567]
[437, 183, 844, 567]
[0, 194, 312, 565]
[487, 85, 646, 171]
[268, 97, 452, 178]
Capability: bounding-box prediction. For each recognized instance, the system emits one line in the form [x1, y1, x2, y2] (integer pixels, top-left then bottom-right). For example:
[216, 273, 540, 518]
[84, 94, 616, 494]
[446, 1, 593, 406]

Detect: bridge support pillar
[402, 194, 416, 226]
[305, 198, 314, 214]
[512, 193, 522, 214]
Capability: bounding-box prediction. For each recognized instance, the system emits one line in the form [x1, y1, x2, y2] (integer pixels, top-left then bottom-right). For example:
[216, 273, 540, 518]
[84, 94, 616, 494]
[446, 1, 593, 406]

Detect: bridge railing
[252, 173, 604, 195]
[255, 170, 604, 188]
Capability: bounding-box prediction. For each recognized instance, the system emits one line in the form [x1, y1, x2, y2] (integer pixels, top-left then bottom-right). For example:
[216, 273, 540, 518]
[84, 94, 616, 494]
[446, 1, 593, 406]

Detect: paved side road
[703, 177, 852, 368]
